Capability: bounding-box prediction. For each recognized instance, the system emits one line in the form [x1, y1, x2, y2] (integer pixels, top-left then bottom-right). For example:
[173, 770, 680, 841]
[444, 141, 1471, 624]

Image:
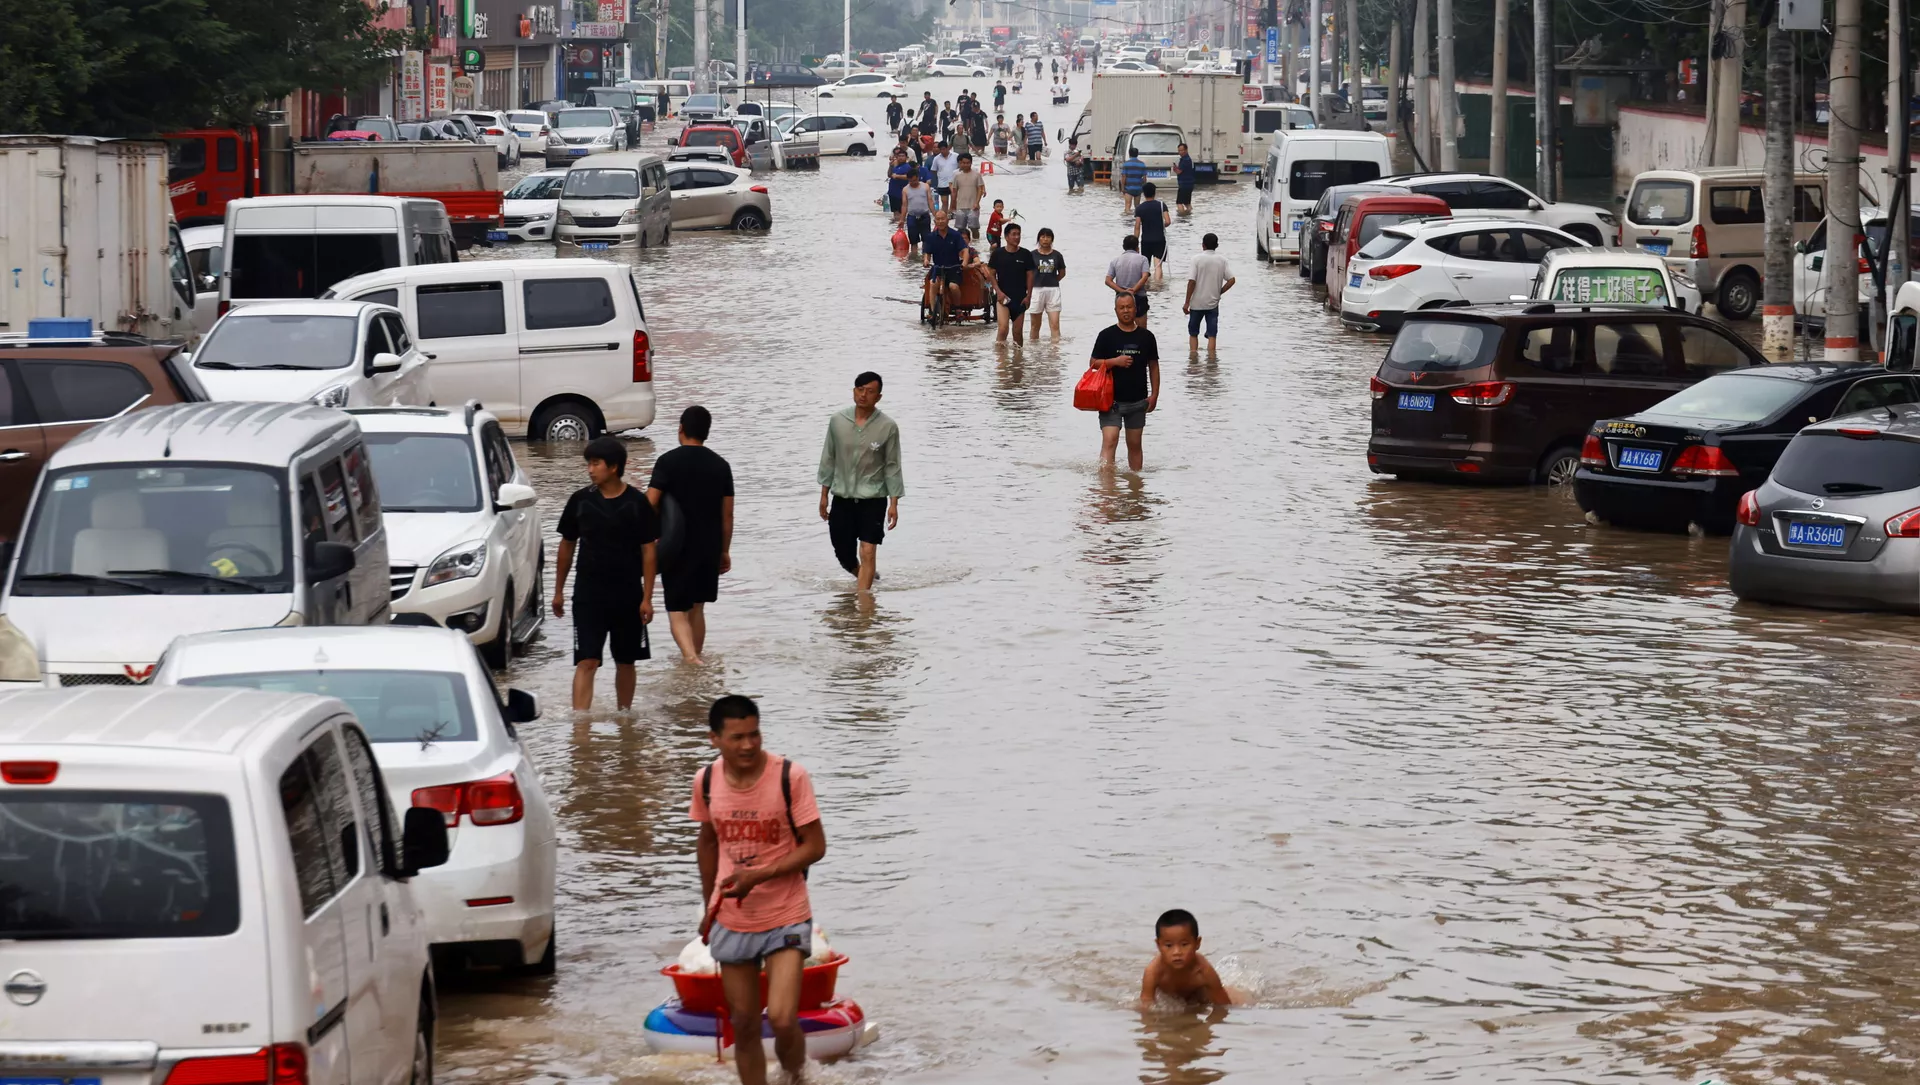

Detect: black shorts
[1002, 292, 1028, 318]
[829, 496, 888, 546]
[930, 265, 964, 286]
[1176, 185, 1194, 204]
[1133, 292, 1150, 316]
[572, 594, 649, 665]
[1142, 237, 1167, 261]
[663, 563, 719, 612]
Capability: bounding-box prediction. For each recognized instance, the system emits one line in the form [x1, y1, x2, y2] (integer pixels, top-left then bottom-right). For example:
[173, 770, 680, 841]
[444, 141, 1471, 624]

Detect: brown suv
[0, 333, 204, 541]
[1367, 302, 1766, 484]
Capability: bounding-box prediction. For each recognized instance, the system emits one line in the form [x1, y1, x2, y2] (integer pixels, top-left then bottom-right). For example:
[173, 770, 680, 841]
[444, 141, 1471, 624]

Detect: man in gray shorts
[694, 695, 827, 1085]
[1089, 294, 1160, 471]
[949, 152, 986, 237]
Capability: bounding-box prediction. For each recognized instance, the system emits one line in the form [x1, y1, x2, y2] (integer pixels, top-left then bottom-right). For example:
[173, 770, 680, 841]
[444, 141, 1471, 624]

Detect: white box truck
[0, 135, 196, 339]
[1068, 71, 1244, 184]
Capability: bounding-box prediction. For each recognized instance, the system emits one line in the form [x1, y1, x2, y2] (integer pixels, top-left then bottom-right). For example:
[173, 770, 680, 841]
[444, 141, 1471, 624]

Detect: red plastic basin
[662, 953, 847, 1014]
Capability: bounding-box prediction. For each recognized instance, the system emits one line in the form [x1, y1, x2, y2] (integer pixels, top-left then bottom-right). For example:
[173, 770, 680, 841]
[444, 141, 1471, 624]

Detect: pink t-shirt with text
[690, 754, 820, 933]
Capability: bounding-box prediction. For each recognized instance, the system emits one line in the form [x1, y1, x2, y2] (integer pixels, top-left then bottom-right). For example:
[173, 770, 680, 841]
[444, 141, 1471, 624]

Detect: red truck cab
[166, 129, 255, 227]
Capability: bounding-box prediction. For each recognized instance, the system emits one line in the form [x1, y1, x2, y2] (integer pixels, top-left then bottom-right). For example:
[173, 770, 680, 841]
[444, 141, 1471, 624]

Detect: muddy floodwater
[437, 74, 1920, 1084]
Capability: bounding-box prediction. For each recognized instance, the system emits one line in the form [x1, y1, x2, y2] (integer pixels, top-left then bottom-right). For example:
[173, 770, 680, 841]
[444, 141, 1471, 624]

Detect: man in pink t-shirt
[692, 695, 827, 1085]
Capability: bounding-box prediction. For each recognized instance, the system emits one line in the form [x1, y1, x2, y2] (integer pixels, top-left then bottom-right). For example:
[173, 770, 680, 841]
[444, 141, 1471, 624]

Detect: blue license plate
[486, 230, 509, 241]
[1617, 446, 1662, 471]
[1639, 239, 1670, 256]
[581, 241, 610, 252]
[1146, 168, 1169, 178]
[1348, 272, 1363, 288]
[1397, 392, 1435, 411]
[1786, 521, 1849, 548]
[570, 148, 590, 155]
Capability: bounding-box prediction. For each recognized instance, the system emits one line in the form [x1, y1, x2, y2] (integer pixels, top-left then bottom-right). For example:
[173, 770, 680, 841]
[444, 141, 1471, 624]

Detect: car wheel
[409, 993, 434, 1085]
[847, 143, 867, 156]
[732, 208, 768, 230]
[480, 583, 511, 670]
[1537, 443, 1581, 486]
[1717, 269, 1760, 321]
[1255, 239, 1270, 262]
[518, 926, 558, 977]
[531, 401, 598, 442]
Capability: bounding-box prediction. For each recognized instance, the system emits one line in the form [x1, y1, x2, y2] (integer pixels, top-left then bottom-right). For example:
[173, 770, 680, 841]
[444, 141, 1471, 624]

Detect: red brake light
[1689, 224, 1708, 259]
[1369, 376, 1389, 399]
[465, 772, 525, 826]
[1886, 507, 1920, 537]
[486, 128, 506, 135]
[164, 1045, 306, 1085]
[411, 784, 463, 827]
[632, 329, 653, 382]
[1736, 490, 1761, 526]
[1272, 201, 1284, 227]
[217, 299, 230, 317]
[1669, 445, 1739, 477]
[1580, 434, 1605, 466]
[1, 761, 57, 785]
[1368, 264, 1422, 280]
[1837, 426, 1880, 439]
[749, 184, 768, 193]
[1450, 381, 1516, 407]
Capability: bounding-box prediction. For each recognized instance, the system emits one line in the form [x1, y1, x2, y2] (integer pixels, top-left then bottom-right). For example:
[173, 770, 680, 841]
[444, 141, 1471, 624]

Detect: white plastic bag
[677, 936, 719, 975]
[806, 925, 834, 966]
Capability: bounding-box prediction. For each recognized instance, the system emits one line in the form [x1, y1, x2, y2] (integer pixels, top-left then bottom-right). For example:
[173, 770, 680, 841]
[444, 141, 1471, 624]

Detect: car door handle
[0, 451, 28, 462]
[519, 343, 620, 355]
[1451, 273, 1474, 279]
[379, 902, 390, 936]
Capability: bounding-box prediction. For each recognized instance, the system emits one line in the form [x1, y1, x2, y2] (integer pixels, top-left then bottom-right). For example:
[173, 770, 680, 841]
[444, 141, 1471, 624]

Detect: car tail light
[412, 773, 525, 827]
[1272, 201, 1284, 228]
[1, 761, 57, 784]
[1886, 507, 1920, 537]
[1736, 490, 1761, 527]
[750, 184, 768, 193]
[1837, 426, 1880, 439]
[486, 128, 506, 136]
[1580, 434, 1605, 466]
[1689, 224, 1708, 258]
[217, 299, 230, 317]
[1670, 445, 1739, 477]
[411, 784, 464, 827]
[164, 1045, 306, 1085]
[1449, 381, 1515, 407]
[1368, 376, 1389, 400]
[1368, 264, 1421, 280]
[1318, 220, 1334, 233]
[1856, 234, 1872, 273]
[632, 329, 652, 382]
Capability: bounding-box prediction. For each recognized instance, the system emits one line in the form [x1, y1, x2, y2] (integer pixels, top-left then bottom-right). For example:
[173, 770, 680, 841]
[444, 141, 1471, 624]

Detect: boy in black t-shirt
[554, 436, 658, 709]
[1134, 181, 1172, 283]
[1090, 294, 1160, 472]
[646, 406, 734, 666]
[987, 222, 1036, 344]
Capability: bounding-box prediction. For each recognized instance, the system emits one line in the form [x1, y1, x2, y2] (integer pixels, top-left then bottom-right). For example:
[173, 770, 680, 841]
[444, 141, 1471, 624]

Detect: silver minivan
[556, 152, 672, 248]
[0, 402, 390, 689]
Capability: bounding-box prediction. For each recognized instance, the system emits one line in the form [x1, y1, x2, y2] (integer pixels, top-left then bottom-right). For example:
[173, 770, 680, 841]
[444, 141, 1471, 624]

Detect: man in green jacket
[817, 371, 905, 591]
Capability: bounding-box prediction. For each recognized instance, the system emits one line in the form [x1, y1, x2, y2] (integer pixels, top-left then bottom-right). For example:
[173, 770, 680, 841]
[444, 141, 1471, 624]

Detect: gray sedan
[665, 163, 770, 230]
[1728, 405, 1920, 611]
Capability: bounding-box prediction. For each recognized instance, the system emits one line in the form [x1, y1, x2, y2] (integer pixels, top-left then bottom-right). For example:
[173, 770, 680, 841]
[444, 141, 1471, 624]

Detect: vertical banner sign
[596, 0, 627, 20]
[401, 50, 426, 121]
[1266, 25, 1279, 62]
[429, 59, 452, 115]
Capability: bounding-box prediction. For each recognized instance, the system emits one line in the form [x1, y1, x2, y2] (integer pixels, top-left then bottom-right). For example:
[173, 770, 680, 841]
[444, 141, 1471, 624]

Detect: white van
[629, 79, 694, 115]
[222, 196, 455, 312]
[0, 685, 451, 1084]
[0, 402, 390, 689]
[1253, 130, 1392, 261]
[1241, 103, 1316, 178]
[556, 152, 672, 249]
[324, 259, 656, 440]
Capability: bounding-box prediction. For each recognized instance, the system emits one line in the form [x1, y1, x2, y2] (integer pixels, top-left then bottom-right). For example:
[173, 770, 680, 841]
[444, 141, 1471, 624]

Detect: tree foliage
[746, 0, 934, 55]
[0, 0, 412, 137]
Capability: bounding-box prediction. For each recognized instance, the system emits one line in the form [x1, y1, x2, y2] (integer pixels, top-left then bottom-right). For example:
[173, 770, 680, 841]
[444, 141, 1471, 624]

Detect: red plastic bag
[891, 228, 909, 256]
[1073, 365, 1114, 412]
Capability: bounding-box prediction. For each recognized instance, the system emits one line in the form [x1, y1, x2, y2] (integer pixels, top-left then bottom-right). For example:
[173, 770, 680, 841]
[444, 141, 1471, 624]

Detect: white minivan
[0, 685, 451, 1085]
[1253, 130, 1393, 262]
[324, 259, 656, 441]
[222, 196, 456, 311]
[555, 152, 672, 250]
[0, 402, 391, 689]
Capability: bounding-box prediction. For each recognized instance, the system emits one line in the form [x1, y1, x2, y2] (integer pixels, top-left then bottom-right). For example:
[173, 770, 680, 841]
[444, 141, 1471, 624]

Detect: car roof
[1386, 216, 1552, 238]
[181, 224, 224, 247]
[344, 404, 491, 434]
[1807, 402, 1920, 436]
[0, 687, 347, 755]
[1381, 171, 1515, 184]
[51, 401, 357, 468]
[328, 258, 622, 293]
[1338, 192, 1449, 211]
[162, 625, 487, 679]
[215, 299, 381, 318]
[1540, 246, 1672, 267]
[1728, 361, 1887, 383]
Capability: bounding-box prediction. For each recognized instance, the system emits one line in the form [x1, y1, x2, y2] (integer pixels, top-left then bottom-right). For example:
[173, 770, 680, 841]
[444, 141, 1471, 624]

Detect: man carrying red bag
[1089, 294, 1159, 471]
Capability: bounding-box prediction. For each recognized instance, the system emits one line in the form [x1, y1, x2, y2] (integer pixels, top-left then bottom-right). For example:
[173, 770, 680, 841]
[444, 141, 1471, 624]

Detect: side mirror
[495, 481, 538, 510]
[1794, 240, 1807, 254]
[1527, 198, 1542, 211]
[504, 687, 541, 723]
[398, 806, 451, 876]
[368, 350, 403, 374]
[198, 273, 218, 292]
[306, 539, 356, 582]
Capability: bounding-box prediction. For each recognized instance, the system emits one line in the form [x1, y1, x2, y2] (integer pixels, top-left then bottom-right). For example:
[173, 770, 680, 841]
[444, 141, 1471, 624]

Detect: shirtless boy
[1140, 909, 1232, 1006]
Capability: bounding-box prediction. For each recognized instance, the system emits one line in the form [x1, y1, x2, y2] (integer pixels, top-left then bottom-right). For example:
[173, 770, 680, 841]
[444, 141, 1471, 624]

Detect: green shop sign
[1551, 268, 1669, 305]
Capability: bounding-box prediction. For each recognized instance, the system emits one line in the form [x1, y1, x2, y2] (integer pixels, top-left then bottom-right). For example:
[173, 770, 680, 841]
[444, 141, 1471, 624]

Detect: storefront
[458, 0, 563, 108]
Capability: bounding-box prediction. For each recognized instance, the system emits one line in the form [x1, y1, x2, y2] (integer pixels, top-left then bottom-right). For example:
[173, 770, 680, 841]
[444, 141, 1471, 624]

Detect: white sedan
[501, 168, 566, 242]
[155, 626, 560, 975]
[928, 56, 991, 77]
[505, 110, 553, 158]
[785, 112, 881, 156]
[1340, 218, 1584, 332]
[192, 300, 434, 409]
[1379, 171, 1620, 247]
[460, 111, 523, 167]
[820, 71, 908, 98]
[1103, 59, 1162, 74]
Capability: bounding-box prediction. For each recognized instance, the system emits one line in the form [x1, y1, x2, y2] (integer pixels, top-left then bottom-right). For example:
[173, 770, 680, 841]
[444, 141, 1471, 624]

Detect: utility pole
[1761, 7, 1795, 358]
[1533, 0, 1555, 200]
[1436, 0, 1456, 167]
[1347, 0, 1362, 128]
[1413, 0, 1430, 163]
[843, 0, 851, 79]
[1310, 0, 1323, 122]
[693, 0, 708, 93]
[655, 0, 668, 84]
[1824, 0, 1863, 360]
[1711, 0, 1745, 164]
[1489, 0, 1508, 174]
[1388, 7, 1402, 136]
[735, 0, 746, 92]
[1886, 0, 1910, 330]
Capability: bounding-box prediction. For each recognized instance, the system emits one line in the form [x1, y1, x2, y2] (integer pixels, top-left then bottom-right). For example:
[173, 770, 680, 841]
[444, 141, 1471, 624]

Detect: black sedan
[1574, 363, 1920, 534]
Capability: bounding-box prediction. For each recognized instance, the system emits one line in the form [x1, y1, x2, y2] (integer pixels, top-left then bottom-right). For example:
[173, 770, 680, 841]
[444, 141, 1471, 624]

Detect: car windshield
[195, 314, 356, 370]
[557, 109, 616, 129]
[684, 130, 736, 148]
[363, 433, 481, 512]
[1358, 213, 1437, 246]
[178, 669, 478, 743]
[1357, 231, 1413, 259]
[16, 465, 290, 594]
[1640, 374, 1806, 424]
[563, 168, 640, 199]
[1628, 180, 1693, 226]
[227, 234, 402, 300]
[508, 112, 547, 127]
[1383, 321, 1503, 373]
[506, 174, 566, 199]
[1772, 432, 1920, 495]
[0, 791, 238, 940]
[686, 95, 722, 108]
[589, 91, 637, 108]
[1131, 130, 1183, 155]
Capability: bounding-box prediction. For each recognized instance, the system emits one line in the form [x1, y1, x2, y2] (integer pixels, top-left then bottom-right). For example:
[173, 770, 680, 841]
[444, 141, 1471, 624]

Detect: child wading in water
[1140, 909, 1232, 1006]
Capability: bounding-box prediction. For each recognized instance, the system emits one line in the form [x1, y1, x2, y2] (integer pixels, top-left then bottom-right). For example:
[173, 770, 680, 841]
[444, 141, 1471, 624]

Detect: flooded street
[440, 76, 1920, 1084]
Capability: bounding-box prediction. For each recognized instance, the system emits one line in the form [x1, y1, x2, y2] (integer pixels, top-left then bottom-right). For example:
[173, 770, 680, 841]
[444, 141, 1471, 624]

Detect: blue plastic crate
[27, 317, 93, 339]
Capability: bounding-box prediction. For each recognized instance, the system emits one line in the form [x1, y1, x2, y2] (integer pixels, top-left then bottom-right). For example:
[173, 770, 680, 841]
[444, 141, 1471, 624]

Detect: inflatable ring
[642, 997, 879, 1060]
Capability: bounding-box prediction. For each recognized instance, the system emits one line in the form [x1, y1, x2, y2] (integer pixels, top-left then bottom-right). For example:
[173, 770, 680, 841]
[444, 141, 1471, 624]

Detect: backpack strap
[782, 758, 801, 843]
[699, 764, 712, 814]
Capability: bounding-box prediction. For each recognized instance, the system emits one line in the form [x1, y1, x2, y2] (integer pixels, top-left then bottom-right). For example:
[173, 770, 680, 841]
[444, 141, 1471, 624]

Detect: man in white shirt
[929, 141, 960, 211]
[1183, 232, 1236, 355]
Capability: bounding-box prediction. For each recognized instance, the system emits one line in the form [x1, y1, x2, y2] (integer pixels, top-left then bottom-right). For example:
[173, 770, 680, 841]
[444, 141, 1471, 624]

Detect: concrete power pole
[1412, 0, 1430, 163]
[1887, 0, 1911, 329]
[1310, 0, 1323, 123]
[1347, 0, 1362, 128]
[1388, 8, 1402, 137]
[655, 0, 668, 83]
[1711, 0, 1745, 165]
[1823, 0, 1863, 359]
[1489, 0, 1508, 174]
[1760, 11, 1796, 358]
[1436, 0, 1457, 167]
[1533, 0, 1555, 200]
[735, 0, 746, 89]
[693, 0, 708, 92]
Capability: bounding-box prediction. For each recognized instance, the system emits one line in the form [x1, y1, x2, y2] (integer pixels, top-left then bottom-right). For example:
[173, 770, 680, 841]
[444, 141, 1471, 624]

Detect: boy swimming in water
[1140, 909, 1232, 1007]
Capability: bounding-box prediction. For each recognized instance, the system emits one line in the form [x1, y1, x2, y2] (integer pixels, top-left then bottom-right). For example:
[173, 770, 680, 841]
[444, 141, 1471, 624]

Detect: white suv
[348, 404, 543, 668]
[1340, 217, 1583, 332]
[1378, 172, 1619, 247]
[155, 626, 559, 977]
[928, 56, 990, 76]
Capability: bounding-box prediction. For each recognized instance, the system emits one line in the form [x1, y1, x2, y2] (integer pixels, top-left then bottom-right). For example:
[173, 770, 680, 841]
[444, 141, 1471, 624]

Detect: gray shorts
[951, 208, 979, 234]
[1099, 398, 1148, 430]
[709, 919, 813, 965]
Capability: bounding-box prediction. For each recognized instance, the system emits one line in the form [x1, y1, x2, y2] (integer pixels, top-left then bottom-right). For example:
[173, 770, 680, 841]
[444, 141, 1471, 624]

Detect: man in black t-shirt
[554, 436, 658, 709]
[646, 405, 734, 666]
[1090, 294, 1160, 471]
[1134, 181, 1172, 283]
[987, 222, 1036, 344]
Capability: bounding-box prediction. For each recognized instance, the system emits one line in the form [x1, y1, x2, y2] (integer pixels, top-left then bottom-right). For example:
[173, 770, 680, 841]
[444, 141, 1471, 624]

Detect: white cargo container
[0, 135, 194, 338]
[1068, 71, 1243, 182]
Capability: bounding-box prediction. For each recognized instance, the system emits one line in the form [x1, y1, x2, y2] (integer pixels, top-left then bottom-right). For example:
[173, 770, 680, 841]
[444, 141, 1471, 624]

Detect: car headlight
[618, 208, 642, 224]
[557, 209, 574, 225]
[310, 384, 351, 409]
[0, 614, 41, 683]
[593, 133, 614, 145]
[1596, 211, 1618, 227]
[548, 134, 565, 147]
[424, 540, 488, 587]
